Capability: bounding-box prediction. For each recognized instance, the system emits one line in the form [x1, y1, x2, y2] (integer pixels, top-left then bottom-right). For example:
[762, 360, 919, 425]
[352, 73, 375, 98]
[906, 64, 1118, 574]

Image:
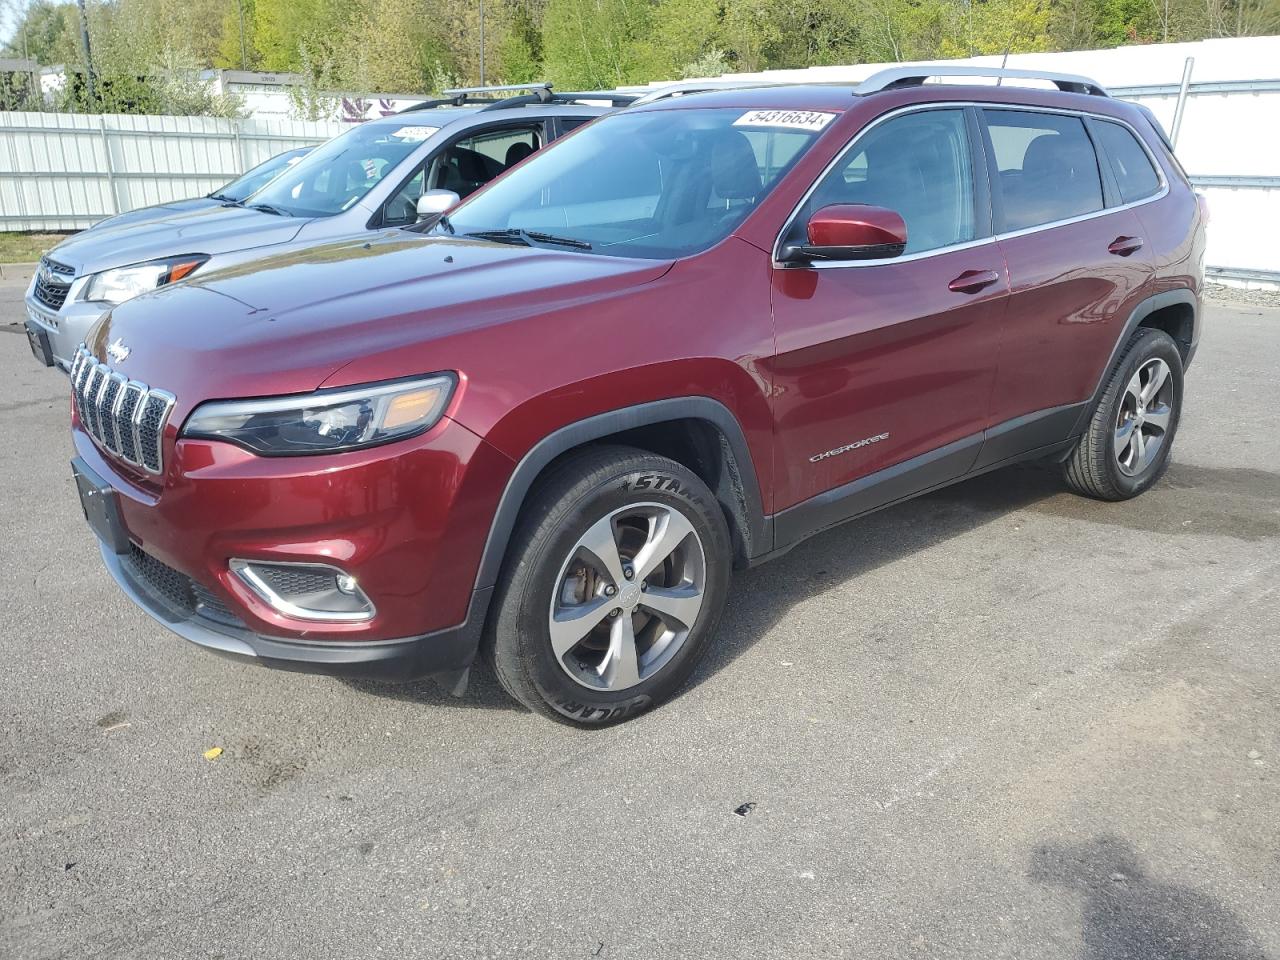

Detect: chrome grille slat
[33, 257, 74, 311]
[82, 363, 104, 438]
[72, 344, 174, 475]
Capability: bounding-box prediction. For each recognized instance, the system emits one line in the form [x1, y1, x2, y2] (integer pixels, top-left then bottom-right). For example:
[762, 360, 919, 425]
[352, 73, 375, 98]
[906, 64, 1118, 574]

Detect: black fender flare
[1072, 288, 1198, 436]
[471, 396, 769, 594]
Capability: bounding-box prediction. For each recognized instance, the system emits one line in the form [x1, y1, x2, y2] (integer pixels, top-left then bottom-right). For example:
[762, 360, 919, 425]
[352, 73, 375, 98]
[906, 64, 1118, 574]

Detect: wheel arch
[1073, 288, 1198, 436]
[471, 397, 770, 594]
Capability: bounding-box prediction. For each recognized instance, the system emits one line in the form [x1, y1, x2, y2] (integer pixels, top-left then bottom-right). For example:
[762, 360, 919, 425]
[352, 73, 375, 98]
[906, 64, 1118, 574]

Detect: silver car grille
[70, 345, 175, 475]
[33, 257, 74, 311]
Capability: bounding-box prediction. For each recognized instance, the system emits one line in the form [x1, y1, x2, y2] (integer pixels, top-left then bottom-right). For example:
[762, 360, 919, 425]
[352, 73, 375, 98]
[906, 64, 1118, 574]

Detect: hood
[86, 230, 673, 409]
[47, 203, 306, 276]
[88, 197, 221, 233]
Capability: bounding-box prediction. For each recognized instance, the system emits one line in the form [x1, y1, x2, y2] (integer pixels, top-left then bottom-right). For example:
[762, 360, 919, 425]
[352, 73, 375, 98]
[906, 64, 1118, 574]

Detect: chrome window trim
[772, 101, 1169, 271]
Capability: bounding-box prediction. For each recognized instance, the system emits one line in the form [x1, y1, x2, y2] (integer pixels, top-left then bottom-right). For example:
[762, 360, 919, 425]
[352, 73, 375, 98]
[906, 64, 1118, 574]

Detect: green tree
[542, 0, 651, 88]
[1, 0, 78, 62]
[498, 1, 544, 82]
[254, 0, 353, 72]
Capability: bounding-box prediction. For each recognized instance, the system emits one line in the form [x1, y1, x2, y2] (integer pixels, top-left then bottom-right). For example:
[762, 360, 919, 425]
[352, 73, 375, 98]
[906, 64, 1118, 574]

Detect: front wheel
[485, 446, 732, 726]
[1063, 327, 1184, 501]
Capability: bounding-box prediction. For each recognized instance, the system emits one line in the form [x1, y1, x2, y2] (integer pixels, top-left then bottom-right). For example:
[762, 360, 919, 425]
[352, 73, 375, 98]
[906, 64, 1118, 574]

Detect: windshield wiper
[463, 228, 591, 250]
[208, 191, 235, 202]
[248, 202, 292, 217]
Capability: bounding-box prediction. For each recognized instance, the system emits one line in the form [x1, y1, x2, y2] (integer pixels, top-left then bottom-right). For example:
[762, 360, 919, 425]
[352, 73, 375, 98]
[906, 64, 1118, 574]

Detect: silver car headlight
[181, 374, 456, 455]
[83, 255, 208, 305]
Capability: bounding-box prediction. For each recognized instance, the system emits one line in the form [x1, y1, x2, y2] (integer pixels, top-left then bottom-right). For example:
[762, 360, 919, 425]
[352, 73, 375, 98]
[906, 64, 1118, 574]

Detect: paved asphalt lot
[1, 277, 1277, 960]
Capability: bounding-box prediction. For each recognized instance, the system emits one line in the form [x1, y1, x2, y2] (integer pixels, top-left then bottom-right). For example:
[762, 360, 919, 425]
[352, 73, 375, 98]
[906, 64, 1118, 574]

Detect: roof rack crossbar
[477, 88, 640, 111]
[444, 82, 554, 102]
[855, 65, 1109, 98]
[399, 82, 636, 114]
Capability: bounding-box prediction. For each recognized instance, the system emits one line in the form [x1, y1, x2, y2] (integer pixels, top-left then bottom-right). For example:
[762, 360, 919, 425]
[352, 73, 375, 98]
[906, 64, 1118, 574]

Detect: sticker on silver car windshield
[733, 110, 835, 132]
[390, 125, 439, 142]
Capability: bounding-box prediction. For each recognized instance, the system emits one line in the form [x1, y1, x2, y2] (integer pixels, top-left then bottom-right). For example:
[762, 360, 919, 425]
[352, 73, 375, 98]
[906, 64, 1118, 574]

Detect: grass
[0, 232, 75, 264]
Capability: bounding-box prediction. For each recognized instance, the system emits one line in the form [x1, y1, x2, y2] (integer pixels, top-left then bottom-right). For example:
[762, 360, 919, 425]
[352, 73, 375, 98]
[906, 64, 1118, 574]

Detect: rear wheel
[486, 446, 731, 726]
[1063, 327, 1183, 501]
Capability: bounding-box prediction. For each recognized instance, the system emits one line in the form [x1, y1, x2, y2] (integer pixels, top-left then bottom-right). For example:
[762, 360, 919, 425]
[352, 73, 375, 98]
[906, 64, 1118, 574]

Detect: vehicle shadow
[341, 668, 527, 713]
[687, 461, 1071, 688]
[347, 460, 1071, 713]
[347, 455, 1268, 715]
[1029, 834, 1269, 960]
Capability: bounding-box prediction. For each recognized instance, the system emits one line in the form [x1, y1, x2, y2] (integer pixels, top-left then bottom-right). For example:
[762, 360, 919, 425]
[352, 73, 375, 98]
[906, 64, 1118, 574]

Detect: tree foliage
[2, 0, 1278, 114]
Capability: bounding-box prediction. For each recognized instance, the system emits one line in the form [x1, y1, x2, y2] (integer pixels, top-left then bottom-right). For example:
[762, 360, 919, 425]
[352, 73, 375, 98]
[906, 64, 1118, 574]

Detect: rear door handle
[948, 269, 1001, 294]
[1108, 236, 1144, 257]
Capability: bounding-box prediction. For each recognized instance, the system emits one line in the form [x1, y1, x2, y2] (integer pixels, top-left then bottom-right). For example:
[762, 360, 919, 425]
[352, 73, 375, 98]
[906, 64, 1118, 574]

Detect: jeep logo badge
[106, 338, 131, 363]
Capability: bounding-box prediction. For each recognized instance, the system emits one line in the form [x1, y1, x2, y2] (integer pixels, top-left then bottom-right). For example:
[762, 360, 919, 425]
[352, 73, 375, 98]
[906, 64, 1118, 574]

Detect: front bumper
[25, 293, 106, 372]
[100, 538, 490, 685]
[71, 408, 512, 683]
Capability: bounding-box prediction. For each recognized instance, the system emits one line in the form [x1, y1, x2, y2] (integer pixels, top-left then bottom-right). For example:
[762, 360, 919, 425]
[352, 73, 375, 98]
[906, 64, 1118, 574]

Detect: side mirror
[781, 204, 908, 263]
[417, 188, 460, 221]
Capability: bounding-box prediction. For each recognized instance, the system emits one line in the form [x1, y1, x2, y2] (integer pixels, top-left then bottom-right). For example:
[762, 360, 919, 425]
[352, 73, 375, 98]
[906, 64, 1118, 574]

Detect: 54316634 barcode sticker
[733, 110, 836, 132]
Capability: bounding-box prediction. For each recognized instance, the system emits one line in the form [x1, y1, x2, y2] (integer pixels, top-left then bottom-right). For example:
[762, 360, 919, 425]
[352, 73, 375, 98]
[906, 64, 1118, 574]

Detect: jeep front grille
[33, 257, 74, 310]
[70, 345, 175, 475]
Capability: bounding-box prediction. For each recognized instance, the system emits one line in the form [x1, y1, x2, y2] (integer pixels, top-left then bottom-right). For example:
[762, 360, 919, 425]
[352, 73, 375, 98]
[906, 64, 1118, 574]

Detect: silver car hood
[88, 197, 222, 232]
[44, 203, 307, 276]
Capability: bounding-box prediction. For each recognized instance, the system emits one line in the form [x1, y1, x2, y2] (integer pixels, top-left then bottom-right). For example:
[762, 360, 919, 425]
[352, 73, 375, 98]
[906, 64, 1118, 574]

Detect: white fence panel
[0, 112, 344, 231]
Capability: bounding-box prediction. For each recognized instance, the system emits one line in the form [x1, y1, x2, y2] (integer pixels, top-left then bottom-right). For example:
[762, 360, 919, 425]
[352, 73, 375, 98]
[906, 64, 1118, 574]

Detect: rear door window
[1094, 120, 1162, 203]
[983, 110, 1104, 232]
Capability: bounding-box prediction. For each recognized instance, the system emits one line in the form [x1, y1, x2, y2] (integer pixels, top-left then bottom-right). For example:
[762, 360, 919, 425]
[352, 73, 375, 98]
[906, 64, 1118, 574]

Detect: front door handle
[948, 269, 1001, 294]
[1108, 236, 1144, 257]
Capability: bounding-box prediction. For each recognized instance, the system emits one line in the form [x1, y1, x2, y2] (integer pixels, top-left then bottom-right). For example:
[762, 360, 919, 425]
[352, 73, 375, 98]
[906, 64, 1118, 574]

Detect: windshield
[214, 148, 310, 203]
[439, 108, 831, 258]
[250, 122, 439, 217]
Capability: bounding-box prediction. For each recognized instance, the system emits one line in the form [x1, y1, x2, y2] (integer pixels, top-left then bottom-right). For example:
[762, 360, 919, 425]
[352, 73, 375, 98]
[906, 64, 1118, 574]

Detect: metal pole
[478, 0, 485, 86]
[1170, 56, 1194, 149]
[75, 0, 99, 111]
[99, 116, 119, 213]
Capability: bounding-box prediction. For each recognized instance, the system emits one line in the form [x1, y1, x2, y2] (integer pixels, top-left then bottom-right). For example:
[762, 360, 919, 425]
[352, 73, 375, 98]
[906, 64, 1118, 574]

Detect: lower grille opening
[121, 544, 245, 630]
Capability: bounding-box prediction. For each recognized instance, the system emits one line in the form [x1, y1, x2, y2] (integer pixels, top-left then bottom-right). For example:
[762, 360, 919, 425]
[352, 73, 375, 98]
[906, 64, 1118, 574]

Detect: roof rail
[629, 79, 784, 106]
[855, 65, 1109, 97]
[557, 90, 640, 106]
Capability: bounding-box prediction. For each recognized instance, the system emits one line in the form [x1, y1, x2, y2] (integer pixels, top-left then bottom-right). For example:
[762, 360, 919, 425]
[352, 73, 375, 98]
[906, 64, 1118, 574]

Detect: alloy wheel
[1114, 357, 1175, 476]
[548, 502, 706, 691]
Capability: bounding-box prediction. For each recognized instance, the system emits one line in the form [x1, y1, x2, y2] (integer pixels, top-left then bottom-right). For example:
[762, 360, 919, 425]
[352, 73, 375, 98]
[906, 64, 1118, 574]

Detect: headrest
[451, 147, 489, 181]
[505, 142, 535, 167]
[1022, 133, 1095, 182]
[709, 130, 762, 201]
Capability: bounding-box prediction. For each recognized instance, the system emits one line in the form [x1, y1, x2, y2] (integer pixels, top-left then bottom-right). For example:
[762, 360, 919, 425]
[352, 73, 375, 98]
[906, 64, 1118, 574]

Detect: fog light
[229, 559, 375, 622]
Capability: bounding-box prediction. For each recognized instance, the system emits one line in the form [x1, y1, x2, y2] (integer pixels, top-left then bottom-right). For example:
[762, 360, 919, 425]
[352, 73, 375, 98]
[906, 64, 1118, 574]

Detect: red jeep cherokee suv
[69, 68, 1205, 725]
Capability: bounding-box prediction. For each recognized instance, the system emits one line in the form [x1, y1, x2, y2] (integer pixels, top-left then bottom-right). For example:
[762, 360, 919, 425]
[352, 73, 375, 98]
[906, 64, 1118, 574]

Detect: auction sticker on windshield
[733, 110, 835, 132]
[390, 126, 439, 142]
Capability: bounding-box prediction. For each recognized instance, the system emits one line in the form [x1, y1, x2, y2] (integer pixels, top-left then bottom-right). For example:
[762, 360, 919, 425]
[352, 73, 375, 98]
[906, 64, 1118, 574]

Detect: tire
[1063, 327, 1184, 501]
[485, 445, 732, 726]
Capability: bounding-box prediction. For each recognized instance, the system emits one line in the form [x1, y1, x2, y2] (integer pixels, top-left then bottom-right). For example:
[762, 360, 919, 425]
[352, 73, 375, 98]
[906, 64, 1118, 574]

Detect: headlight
[83, 255, 208, 305]
[182, 374, 456, 455]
